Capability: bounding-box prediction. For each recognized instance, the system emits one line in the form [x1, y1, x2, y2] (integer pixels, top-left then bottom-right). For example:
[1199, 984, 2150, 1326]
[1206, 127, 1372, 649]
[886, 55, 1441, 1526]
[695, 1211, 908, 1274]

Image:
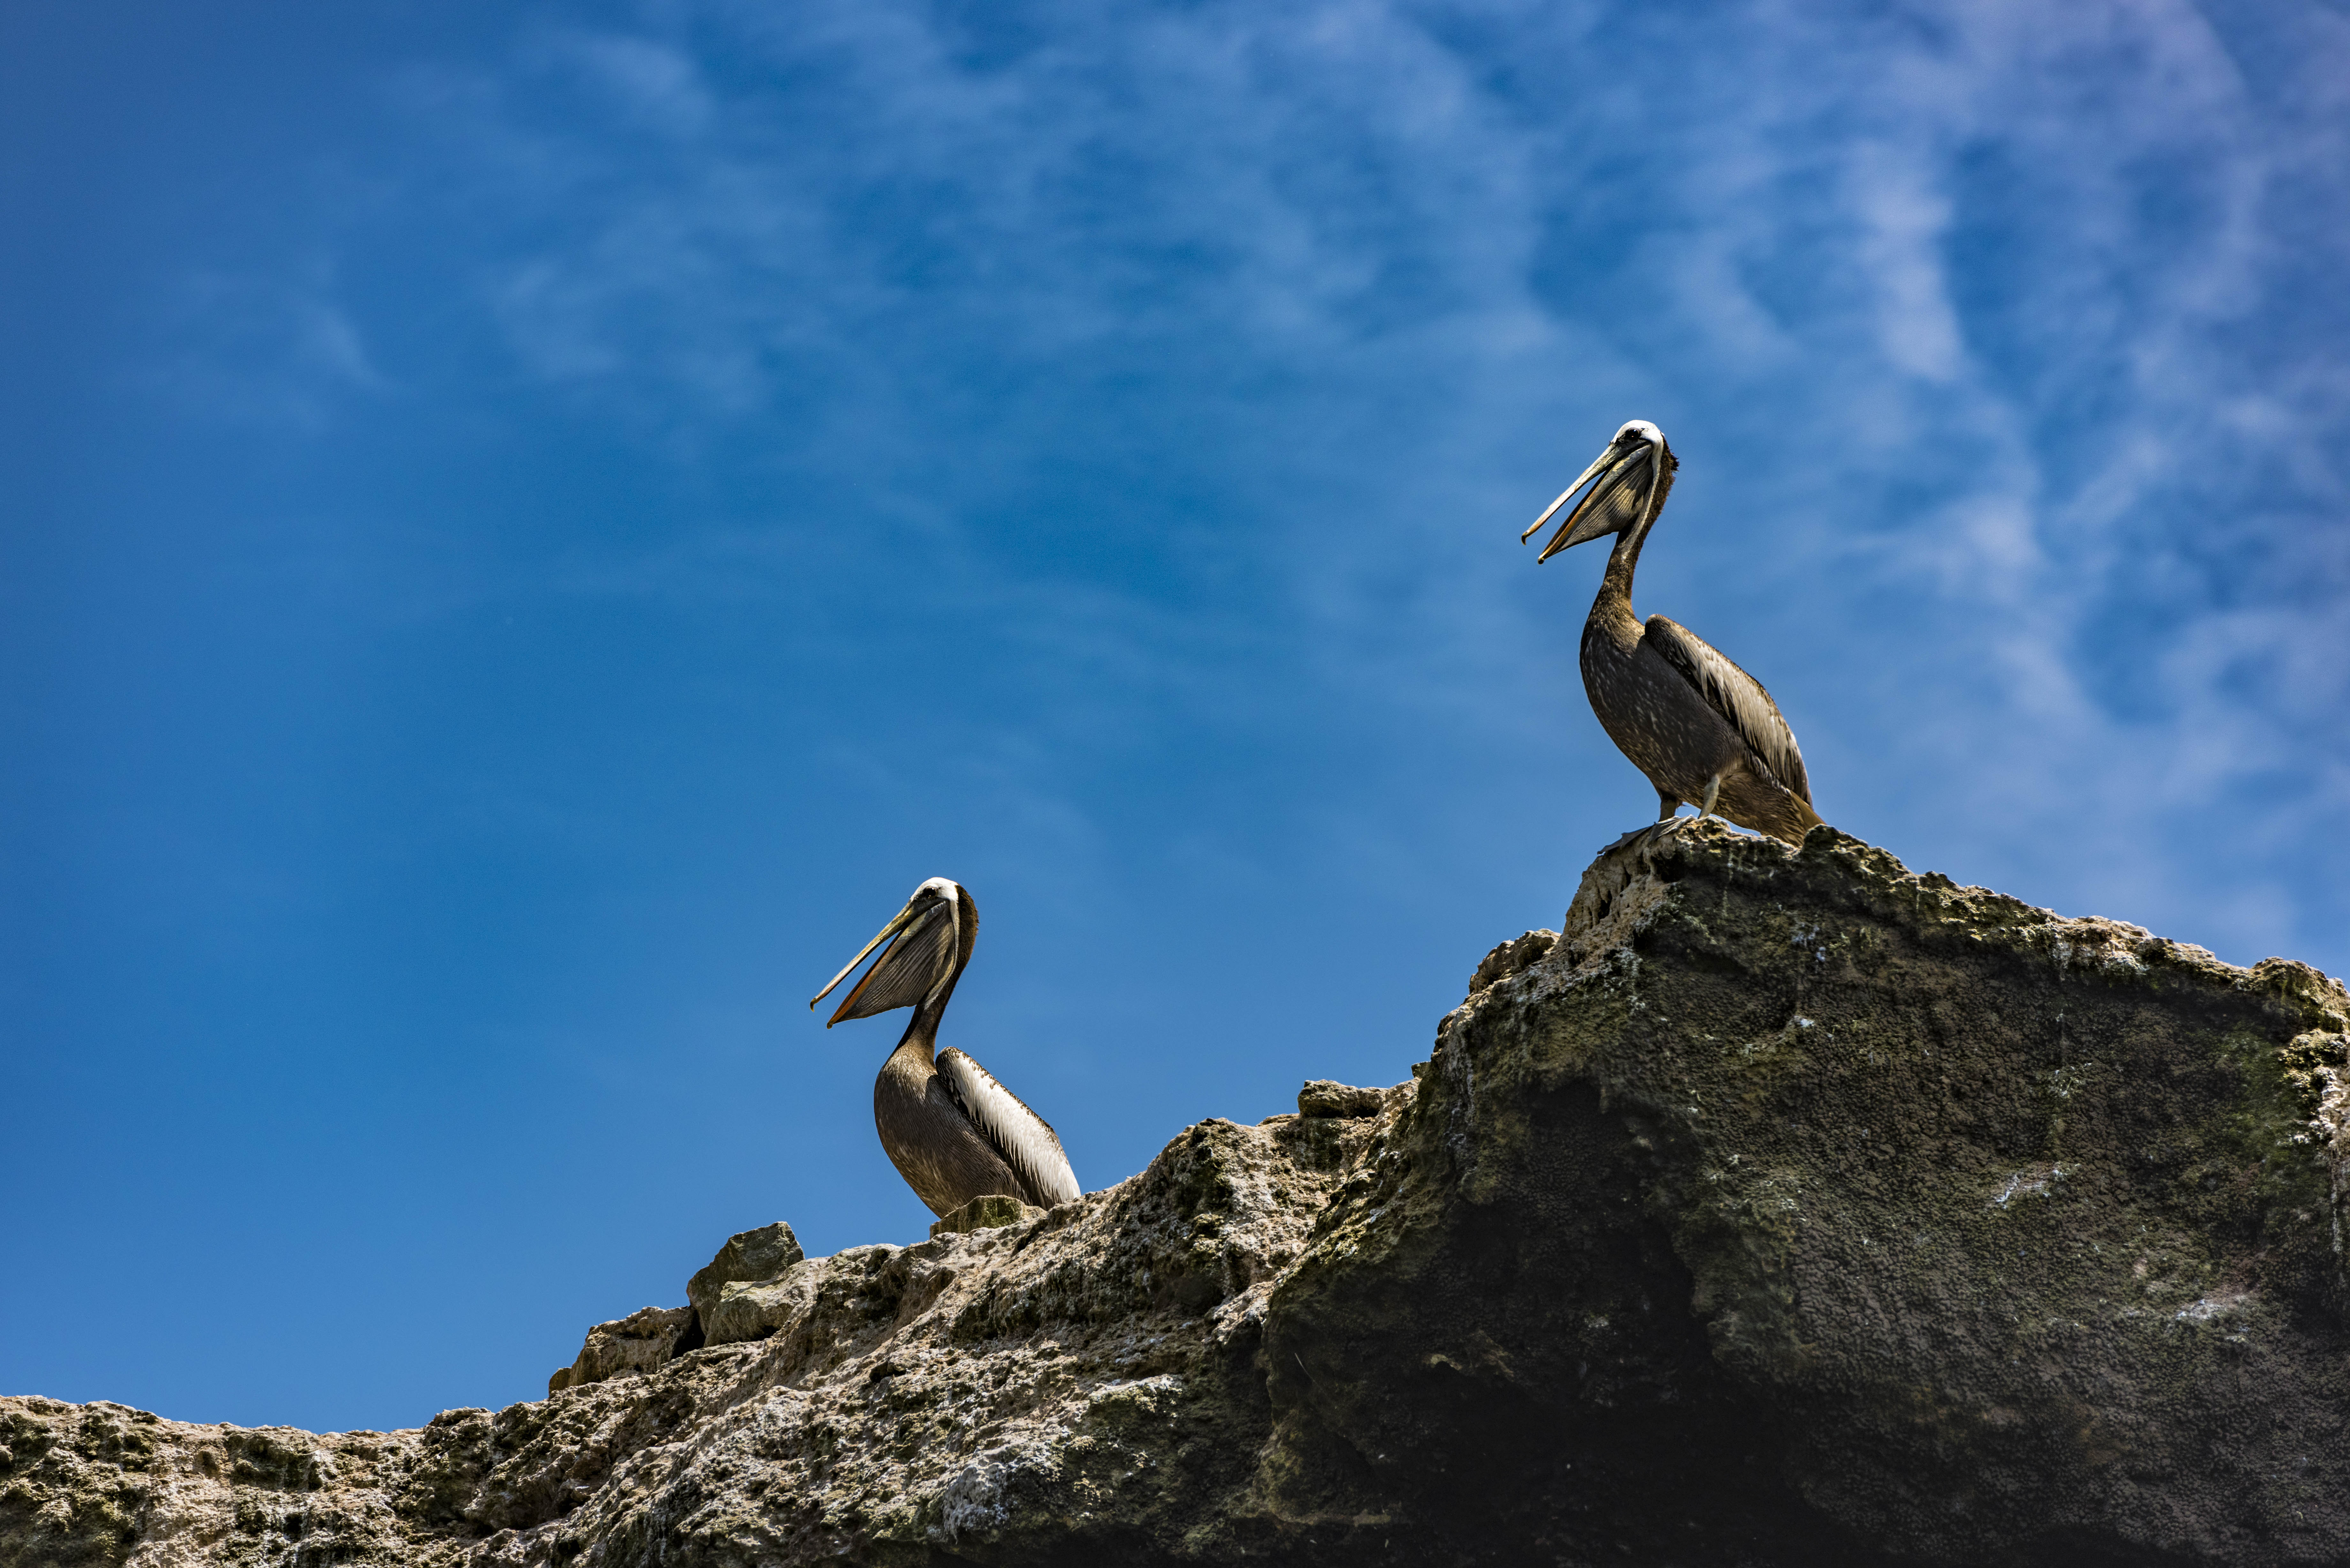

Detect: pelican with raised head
[809, 877, 1081, 1217]
[1523, 420, 1823, 846]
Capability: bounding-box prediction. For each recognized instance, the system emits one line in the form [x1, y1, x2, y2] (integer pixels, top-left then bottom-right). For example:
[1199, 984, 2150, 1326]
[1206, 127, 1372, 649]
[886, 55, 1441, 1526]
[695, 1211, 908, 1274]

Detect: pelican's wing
[1642, 614, 1813, 803]
[935, 1047, 1081, 1207]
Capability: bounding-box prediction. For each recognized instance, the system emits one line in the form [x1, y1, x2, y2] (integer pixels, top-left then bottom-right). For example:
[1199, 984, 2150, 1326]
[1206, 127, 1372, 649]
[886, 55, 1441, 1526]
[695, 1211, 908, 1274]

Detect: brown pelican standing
[1523, 420, 1823, 846]
[809, 878, 1081, 1216]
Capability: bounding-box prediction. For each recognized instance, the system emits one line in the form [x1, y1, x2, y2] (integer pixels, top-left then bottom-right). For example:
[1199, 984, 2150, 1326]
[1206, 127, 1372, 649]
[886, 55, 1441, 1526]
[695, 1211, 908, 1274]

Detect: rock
[1466, 927, 1557, 995]
[680, 1221, 809, 1350]
[685, 1220, 804, 1323]
[1296, 1079, 1387, 1118]
[703, 1268, 823, 1348]
[1261, 820, 2350, 1566]
[930, 1194, 1047, 1237]
[544, 1304, 696, 1395]
[9, 819, 2350, 1566]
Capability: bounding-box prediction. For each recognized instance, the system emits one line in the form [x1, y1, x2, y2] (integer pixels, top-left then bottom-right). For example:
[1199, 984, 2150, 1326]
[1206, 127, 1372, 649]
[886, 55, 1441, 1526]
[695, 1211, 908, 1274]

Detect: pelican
[1522, 420, 1823, 846]
[808, 877, 1081, 1216]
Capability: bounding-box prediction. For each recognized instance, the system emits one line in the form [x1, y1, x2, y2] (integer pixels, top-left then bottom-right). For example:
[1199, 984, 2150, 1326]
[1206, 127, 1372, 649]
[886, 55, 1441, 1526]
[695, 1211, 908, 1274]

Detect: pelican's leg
[1643, 791, 1681, 843]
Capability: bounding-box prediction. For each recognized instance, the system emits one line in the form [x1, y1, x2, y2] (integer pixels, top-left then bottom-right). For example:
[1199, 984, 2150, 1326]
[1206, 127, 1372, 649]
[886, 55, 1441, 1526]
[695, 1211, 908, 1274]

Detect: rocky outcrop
[1294, 1081, 1388, 1119]
[926, 1196, 1045, 1240]
[7, 821, 2349, 1567]
[544, 1309, 699, 1397]
[681, 1222, 808, 1356]
[686, 1222, 806, 1327]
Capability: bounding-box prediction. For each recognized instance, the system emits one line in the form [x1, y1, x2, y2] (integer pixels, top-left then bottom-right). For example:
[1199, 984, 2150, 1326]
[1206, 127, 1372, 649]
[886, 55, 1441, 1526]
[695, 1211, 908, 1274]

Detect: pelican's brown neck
[1599, 520, 1646, 605]
[895, 1006, 942, 1061]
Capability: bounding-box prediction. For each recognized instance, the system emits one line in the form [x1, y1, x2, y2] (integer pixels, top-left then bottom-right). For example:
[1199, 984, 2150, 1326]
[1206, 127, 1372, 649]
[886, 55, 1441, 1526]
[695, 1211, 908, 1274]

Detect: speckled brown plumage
[872, 1037, 1026, 1215]
[1532, 422, 1823, 847]
[812, 878, 1081, 1217]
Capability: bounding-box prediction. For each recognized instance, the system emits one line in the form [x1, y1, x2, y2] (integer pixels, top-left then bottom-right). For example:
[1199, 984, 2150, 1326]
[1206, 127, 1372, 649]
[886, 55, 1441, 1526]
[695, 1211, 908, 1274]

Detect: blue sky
[5, 0, 2346, 1434]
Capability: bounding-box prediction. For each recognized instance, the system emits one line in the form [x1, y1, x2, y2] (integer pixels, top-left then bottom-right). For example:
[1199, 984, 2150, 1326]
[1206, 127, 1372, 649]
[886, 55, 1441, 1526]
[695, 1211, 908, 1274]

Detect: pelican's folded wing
[1643, 614, 1812, 803]
[936, 1047, 1082, 1207]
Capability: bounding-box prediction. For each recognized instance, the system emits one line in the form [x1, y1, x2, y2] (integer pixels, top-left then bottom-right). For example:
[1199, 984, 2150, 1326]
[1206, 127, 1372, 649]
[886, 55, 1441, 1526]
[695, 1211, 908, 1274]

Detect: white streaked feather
[936, 1047, 1081, 1207]
[1641, 614, 1813, 802]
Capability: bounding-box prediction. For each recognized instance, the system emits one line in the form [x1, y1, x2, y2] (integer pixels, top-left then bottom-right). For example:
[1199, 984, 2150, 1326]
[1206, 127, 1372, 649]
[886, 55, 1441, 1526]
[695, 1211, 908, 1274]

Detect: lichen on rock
[545, 1307, 698, 1396]
[686, 1221, 805, 1323]
[7, 820, 2350, 1566]
[929, 1195, 1046, 1238]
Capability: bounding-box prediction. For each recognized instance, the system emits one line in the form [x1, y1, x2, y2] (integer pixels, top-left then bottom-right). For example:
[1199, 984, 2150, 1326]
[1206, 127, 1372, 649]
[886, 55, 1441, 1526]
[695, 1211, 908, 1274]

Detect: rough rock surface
[680, 1223, 808, 1357]
[545, 1309, 699, 1398]
[1294, 1082, 1387, 1119]
[686, 1223, 806, 1327]
[8, 821, 2350, 1566]
[927, 1197, 1046, 1240]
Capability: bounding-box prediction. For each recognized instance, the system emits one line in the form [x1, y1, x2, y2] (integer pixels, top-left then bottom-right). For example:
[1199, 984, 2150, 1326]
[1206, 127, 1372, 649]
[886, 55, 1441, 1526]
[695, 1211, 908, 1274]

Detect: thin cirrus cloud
[329, 0, 2350, 965]
[145, 258, 389, 428]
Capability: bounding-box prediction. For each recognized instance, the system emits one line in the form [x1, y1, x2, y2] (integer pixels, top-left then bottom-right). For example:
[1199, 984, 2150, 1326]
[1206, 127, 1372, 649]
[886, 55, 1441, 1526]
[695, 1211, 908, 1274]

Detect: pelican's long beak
[809, 900, 919, 1024]
[1522, 444, 1620, 545]
[1523, 436, 1658, 562]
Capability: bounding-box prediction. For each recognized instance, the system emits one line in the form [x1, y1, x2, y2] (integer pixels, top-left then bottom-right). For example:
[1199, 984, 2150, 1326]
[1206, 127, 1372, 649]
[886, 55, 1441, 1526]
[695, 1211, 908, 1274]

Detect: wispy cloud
[195, 0, 2350, 964]
[142, 256, 387, 428]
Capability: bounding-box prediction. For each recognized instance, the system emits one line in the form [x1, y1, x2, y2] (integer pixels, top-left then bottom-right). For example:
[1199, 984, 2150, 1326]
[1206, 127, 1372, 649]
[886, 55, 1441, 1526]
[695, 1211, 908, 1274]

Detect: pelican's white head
[810, 877, 978, 1028]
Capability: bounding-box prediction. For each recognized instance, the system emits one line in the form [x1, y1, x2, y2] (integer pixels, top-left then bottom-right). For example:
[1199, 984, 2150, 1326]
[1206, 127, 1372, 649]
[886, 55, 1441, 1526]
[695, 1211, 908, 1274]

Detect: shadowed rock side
[8, 821, 2350, 1567]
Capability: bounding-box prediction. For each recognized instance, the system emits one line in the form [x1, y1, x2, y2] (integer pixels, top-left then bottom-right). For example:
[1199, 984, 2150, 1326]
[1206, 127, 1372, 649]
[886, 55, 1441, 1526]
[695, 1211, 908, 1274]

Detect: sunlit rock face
[7, 820, 2349, 1567]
